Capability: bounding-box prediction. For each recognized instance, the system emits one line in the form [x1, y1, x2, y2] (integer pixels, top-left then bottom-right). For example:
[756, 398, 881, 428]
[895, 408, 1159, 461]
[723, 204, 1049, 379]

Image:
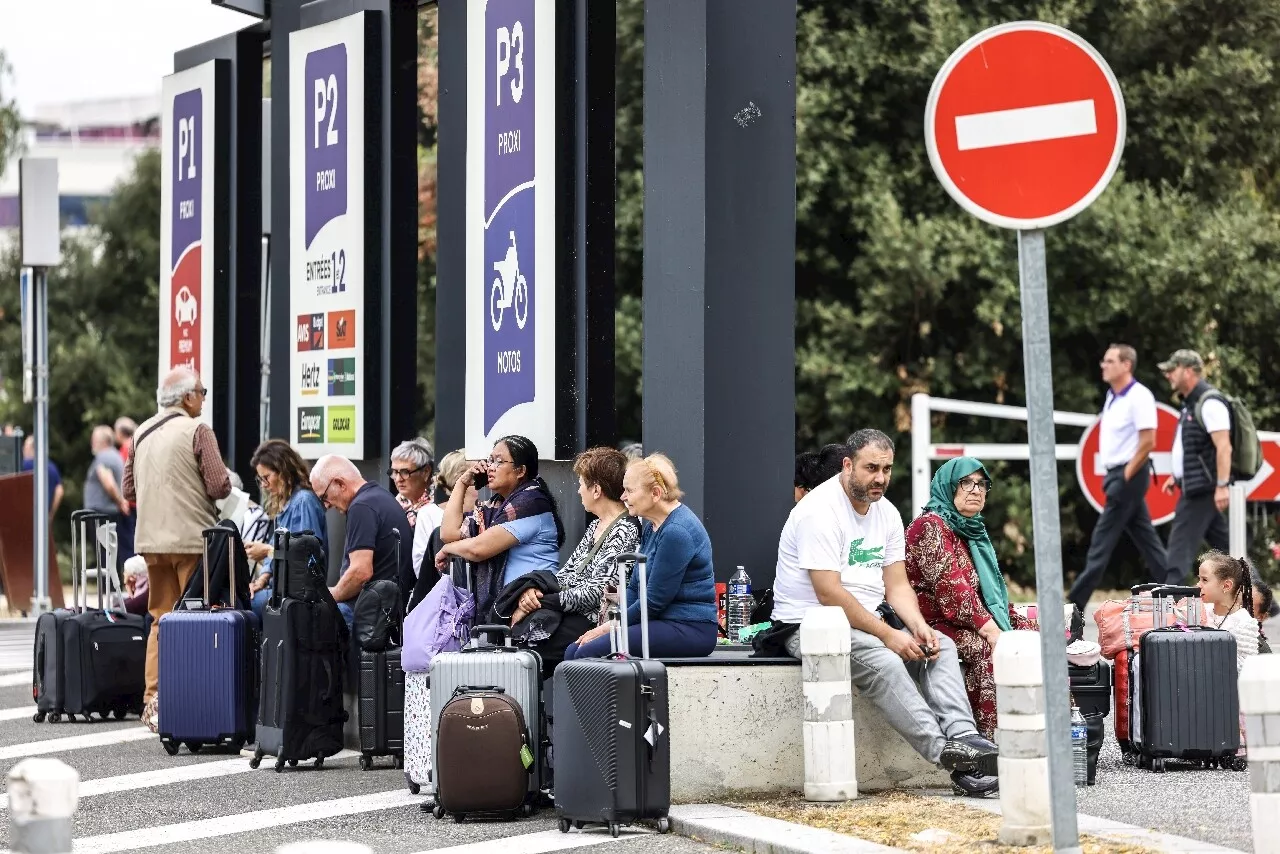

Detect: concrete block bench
[664, 648, 948, 801]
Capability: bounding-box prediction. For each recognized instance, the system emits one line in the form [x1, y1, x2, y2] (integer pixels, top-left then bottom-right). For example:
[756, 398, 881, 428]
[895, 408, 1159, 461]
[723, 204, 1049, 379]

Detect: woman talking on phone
[435, 435, 565, 621]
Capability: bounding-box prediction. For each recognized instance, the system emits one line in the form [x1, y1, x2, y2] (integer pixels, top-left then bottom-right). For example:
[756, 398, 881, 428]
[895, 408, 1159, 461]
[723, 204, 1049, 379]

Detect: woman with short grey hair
[391, 437, 439, 528]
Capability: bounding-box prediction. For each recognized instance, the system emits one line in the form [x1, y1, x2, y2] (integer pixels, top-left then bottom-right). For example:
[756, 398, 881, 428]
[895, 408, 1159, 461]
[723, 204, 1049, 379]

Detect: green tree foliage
[613, 1, 1280, 587]
[0, 151, 161, 539]
[0, 52, 21, 177]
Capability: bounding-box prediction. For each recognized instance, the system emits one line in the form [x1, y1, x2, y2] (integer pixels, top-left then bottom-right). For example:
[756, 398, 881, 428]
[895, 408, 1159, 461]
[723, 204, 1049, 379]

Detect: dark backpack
[354, 580, 403, 652]
[276, 530, 328, 600]
[1195, 389, 1263, 482]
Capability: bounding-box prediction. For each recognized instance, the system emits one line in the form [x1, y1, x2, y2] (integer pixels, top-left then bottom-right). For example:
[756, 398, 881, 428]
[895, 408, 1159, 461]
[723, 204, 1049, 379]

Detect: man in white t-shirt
[1068, 345, 1168, 610]
[772, 429, 999, 798]
[1159, 349, 1233, 584]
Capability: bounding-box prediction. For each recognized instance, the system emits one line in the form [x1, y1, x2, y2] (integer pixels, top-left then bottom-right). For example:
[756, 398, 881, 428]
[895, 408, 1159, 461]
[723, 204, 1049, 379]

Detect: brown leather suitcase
[433, 687, 535, 820]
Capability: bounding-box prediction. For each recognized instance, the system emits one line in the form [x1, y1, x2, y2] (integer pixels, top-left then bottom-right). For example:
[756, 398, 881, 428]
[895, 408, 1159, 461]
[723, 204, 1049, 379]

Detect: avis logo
[297, 407, 324, 443]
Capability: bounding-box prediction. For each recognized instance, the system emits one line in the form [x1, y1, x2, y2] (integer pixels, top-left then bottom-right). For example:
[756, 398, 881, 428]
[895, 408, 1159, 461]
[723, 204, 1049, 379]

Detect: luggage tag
[519, 743, 534, 770]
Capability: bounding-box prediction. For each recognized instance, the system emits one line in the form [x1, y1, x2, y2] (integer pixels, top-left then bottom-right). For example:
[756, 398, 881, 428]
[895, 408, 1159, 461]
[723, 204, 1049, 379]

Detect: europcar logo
[297, 407, 324, 443]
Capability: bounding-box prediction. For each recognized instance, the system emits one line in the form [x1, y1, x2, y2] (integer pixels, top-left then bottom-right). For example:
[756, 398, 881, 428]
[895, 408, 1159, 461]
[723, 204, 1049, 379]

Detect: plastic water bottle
[1071, 699, 1087, 786]
[726, 566, 753, 642]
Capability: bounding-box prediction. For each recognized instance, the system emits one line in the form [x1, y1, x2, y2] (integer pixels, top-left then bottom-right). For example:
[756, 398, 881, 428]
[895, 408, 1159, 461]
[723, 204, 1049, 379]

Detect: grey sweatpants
[787, 626, 978, 765]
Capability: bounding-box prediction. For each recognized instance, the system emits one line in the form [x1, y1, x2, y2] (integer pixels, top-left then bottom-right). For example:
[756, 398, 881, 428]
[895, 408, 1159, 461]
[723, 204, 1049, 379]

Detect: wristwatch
[1216, 479, 1230, 487]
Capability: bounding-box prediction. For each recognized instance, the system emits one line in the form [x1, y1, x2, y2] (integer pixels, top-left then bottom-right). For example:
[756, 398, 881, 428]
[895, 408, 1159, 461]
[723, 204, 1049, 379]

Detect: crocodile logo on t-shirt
[847, 538, 884, 567]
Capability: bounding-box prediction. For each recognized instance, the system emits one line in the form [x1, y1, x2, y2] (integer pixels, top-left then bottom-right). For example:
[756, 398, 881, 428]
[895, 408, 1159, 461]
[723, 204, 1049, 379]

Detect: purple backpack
[403, 573, 475, 673]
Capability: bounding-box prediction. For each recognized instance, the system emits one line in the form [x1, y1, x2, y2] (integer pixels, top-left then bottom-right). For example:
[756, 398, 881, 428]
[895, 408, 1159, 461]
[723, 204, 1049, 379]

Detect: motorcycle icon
[490, 231, 529, 332]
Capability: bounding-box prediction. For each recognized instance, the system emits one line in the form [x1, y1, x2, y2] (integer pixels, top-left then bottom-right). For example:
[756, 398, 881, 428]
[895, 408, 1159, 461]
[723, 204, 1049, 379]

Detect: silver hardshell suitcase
[428, 623, 544, 804]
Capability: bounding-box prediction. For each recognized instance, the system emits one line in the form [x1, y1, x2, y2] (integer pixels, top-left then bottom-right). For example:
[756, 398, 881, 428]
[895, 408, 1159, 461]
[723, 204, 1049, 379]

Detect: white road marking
[0, 671, 31, 688]
[0, 726, 154, 760]
[0, 750, 358, 810]
[412, 828, 642, 854]
[41, 789, 419, 853]
[0, 706, 36, 722]
[955, 99, 1097, 151]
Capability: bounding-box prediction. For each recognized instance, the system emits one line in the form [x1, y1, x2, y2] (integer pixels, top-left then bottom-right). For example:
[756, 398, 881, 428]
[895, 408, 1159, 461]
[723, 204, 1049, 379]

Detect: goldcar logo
[329, 405, 356, 444]
[297, 407, 324, 443]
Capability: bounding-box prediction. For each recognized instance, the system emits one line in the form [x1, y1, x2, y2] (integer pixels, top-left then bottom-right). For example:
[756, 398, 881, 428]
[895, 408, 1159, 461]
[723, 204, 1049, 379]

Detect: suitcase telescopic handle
[202, 526, 242, 610]
[613, 552, 649, 660]
[1131, 583, 1162, 595]
[272, 527, 292, 607]
[1150, 586, 1204, 628]
[69, 510, 108, 612]
[454, 685, 504, 696]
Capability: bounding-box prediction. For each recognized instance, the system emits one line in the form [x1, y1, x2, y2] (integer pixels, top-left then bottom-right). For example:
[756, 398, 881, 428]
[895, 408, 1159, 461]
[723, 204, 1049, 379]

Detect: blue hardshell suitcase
[157, 526, 260, 754]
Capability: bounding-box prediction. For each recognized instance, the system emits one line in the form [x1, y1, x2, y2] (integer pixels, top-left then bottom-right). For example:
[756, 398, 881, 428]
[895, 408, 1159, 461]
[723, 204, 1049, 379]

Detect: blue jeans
[565, 618, 717, 660]
[250, 587, 272, 622]
[336, 601, 355, 631]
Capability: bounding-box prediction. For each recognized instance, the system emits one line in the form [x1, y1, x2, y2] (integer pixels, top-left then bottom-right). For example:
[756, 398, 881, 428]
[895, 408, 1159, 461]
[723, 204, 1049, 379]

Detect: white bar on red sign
[955, 99, 1097, 151]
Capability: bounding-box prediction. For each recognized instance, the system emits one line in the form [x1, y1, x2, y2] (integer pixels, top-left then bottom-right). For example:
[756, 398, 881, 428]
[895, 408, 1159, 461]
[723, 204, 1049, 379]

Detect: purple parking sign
[170, 88, 202, 269]
[483, 0, 536, 432]
[305, 43, 348, 249]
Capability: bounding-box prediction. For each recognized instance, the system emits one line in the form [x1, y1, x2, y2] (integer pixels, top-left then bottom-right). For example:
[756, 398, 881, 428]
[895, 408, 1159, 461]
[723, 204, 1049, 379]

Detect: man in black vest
[1158, 349, 1233, 585]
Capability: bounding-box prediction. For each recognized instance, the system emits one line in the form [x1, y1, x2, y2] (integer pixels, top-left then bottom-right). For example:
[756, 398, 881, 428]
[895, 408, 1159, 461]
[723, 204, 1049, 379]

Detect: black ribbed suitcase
[358, 647, 405, 769]
[551, 553, 671, 838]
[1134, 626, 1240, 771]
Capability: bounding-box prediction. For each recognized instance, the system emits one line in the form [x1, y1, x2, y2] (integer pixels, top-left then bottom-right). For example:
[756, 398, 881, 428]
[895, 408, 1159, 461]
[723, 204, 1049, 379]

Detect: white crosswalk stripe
[0, 671, 30, 688]
[0, 726, 154, 760]
[414, 830, 638, 854]
[0, 628, 32, 673]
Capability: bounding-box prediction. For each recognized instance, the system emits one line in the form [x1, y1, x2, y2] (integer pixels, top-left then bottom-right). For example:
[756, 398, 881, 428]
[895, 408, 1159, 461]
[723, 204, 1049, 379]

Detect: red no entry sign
[925, 22, 1126, 230]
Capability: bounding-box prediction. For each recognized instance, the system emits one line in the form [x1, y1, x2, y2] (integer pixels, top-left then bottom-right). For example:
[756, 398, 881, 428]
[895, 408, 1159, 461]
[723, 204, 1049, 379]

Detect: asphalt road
[0, 622, 716, 854]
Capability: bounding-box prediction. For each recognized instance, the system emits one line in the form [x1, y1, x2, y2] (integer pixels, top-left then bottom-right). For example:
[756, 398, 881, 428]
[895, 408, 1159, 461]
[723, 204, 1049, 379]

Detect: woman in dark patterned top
[905, 457, 1036, 739]
[507, 447, 639, 669]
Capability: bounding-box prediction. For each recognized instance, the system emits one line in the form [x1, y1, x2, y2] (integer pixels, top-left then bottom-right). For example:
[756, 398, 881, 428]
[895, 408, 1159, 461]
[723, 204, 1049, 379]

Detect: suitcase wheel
[574, 821, 584, 830]
[274, 758, 285, 773]
[408, 781, 421, 795]
[32, 711, 45, 724]
[161, 739, 180, 756]
[314, 756, 324, 769]
[249, 752, 262, 770]
[657, 817, 671, 835]
[359, 755, 372, 771]
[185, 742, 202, 754]
[432, 805, 445, 820]
[453, 813, 466, 824]
[288, 759, 298, 768]
[47, 713, 61, 724]
[520, 803, 534, 818]
[393, 755, 404, 770]
[1152, 757, 1166, 773]
[113, 708, 127, 720]
[558, 818, 570, 834]
[609, 822, 620, 838]
[99, 710, 112, 721]
[1227, 755, 1248, 772]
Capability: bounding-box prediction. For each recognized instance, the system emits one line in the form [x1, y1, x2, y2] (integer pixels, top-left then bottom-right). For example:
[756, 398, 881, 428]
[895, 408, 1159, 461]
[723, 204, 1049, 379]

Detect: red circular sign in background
[1075, 403, 1180, 525]
[926, 22, 1125, 229]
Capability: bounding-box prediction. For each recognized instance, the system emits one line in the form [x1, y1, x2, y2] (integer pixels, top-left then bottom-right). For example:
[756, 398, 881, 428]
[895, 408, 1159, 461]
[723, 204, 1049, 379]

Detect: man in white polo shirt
[772, 428, 999, 798]
[1068, 344, 1168, 611]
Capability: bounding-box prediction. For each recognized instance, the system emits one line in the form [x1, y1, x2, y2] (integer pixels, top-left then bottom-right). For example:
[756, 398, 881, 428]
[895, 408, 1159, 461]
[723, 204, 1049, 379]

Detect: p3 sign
[494, 19, 525, 107]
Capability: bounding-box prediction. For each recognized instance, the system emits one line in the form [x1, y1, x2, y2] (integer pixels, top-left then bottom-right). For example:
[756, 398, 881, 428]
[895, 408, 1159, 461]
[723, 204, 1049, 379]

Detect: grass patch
[730, 792, 1156, 854]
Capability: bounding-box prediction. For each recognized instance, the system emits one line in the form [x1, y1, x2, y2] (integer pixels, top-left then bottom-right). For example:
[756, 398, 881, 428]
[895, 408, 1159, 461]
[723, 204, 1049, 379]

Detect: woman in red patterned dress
[905, 457, 1036, 738]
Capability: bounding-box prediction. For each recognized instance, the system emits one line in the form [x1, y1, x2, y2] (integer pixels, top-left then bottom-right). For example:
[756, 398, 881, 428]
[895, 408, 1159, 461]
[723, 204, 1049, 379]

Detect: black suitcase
[358, 647, 405, 769]
[251, 528, 348, 772]
[1133, 587, 1241, 771]
[1068, 659, 1112, 719]
[551, 552, 671, 838]
[33, 510, 145, 723]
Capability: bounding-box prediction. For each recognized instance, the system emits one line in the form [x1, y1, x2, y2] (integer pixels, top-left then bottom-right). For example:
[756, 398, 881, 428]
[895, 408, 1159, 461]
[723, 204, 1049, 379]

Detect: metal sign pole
[1017, 228, 1080, 854]
[259, 235, 271, 444]
[31, 267, 51, 616]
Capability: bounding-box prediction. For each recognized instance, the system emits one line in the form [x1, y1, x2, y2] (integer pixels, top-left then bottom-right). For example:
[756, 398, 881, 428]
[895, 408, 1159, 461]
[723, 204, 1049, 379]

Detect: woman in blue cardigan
[565, 453, 717, 659]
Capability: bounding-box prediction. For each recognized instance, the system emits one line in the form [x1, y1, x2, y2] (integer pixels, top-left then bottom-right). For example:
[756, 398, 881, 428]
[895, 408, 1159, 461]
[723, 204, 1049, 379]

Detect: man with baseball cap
[1158, 349, 1232, 584]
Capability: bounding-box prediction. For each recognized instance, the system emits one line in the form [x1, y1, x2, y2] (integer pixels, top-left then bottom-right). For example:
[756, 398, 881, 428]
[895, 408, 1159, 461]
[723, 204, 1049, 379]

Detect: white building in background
[0, 93, 160, 238]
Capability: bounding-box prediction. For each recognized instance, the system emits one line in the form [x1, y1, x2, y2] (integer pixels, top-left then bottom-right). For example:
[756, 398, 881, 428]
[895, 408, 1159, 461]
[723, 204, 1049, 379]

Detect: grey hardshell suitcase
[1131, 586, 1242, 771]
[551, 552, 672, 838]
[427, 623, 544, 815]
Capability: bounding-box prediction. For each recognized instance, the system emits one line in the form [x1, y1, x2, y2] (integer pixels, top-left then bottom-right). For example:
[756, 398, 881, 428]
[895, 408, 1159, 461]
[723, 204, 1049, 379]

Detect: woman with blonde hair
[565, 453, 717, 659]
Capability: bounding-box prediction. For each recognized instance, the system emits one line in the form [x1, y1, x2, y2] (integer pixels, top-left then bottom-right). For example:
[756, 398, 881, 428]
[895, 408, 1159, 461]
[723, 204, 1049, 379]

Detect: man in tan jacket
[123, 367, 231, 731]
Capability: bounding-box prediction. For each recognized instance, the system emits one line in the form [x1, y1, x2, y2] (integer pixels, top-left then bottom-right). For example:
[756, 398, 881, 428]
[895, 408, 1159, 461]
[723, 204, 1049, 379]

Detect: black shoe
[940, 733, 999, 777]
[950, 770, 999, 798]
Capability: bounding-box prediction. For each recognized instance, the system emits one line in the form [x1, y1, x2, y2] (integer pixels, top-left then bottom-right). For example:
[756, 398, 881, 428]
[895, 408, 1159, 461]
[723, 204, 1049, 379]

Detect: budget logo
[327, 357, 356, 396]
[327, 309, 356, 350]
[328, 405, 356, 444]
[297, 407, 324, 443]
[310, 313, 325, 350]
[300, 361, 322, 396]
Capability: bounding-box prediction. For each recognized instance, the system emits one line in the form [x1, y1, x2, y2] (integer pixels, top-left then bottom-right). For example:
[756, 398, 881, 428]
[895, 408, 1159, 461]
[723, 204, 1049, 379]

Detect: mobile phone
[473, 471, 488, 490]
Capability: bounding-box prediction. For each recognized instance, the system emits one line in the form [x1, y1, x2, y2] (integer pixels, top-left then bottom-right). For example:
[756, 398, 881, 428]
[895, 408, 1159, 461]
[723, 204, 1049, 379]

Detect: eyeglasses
[190, 387, 208, 398]
[387, 465, 424, 480]
[318, 480, 338, 509]
[957, 478, 992, 494]
[487, 458, 514, 469]
[255, 473, 272, 487]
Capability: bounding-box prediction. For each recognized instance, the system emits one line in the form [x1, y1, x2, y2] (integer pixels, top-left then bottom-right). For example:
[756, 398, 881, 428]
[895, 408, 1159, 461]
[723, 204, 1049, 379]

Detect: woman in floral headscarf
[905, 457, 1036, 738]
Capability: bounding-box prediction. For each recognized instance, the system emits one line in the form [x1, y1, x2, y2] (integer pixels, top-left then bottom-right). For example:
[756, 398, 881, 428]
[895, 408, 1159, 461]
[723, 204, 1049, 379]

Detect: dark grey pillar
[433, 0, 467, 456]
[642, 0, 797, 586]
[176, 26, 266, 477]
[268, 0, 301, 443]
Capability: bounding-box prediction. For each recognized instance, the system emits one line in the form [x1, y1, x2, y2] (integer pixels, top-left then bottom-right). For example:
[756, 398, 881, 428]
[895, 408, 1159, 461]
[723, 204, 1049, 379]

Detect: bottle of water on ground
[726, 566, 753, 642]
[1070, 698, 1087, 786]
